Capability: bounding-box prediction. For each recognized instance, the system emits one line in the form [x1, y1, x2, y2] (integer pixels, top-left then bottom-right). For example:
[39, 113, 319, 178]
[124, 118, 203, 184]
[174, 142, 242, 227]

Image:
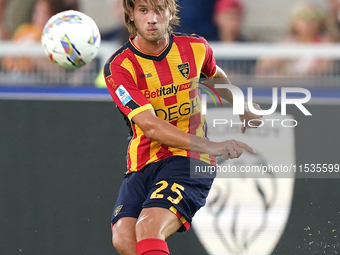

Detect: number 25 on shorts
[150, 181, 184, 205]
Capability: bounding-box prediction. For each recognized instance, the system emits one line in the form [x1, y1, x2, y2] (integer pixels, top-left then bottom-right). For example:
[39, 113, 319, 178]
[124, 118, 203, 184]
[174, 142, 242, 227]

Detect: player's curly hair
[123, 0, 180, 36]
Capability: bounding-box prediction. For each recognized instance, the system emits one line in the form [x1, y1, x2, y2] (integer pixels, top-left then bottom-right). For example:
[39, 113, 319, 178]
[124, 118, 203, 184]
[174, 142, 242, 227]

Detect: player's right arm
[132, 108, 255, 159]
[104, 58, 254, 160]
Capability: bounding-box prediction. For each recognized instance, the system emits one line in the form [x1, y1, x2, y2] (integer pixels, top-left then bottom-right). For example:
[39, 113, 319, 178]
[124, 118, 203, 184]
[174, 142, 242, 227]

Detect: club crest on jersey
[178, 62, 190, 79]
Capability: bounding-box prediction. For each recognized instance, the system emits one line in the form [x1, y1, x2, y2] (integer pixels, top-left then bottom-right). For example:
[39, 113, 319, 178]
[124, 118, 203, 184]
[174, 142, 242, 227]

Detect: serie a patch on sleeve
[116, 85, 132, 106]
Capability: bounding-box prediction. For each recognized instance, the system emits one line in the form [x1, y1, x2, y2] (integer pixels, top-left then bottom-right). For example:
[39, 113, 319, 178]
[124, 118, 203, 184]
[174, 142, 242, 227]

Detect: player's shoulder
[172, 32, 209, 44]
[104, 42, 131, 77]
[104, 42, 130, 66]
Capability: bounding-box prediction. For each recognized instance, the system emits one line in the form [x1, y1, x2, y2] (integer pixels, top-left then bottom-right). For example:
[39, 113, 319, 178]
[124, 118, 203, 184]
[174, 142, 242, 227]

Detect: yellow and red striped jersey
[104, 33, 217, 173]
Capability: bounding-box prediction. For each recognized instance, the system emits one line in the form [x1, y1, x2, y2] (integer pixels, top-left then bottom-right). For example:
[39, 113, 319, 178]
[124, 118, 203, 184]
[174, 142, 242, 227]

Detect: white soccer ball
[41, 10, 101, 69]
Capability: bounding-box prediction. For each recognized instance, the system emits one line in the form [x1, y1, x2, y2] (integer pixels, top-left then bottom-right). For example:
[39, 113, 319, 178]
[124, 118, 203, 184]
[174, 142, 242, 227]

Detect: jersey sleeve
[104, 63, 154, 120]
[201, 40, 217, 78]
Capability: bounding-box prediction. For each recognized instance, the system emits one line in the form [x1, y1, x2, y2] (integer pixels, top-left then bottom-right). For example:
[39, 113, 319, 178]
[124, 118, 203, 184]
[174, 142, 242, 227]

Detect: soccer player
[103, 0, 262, 254]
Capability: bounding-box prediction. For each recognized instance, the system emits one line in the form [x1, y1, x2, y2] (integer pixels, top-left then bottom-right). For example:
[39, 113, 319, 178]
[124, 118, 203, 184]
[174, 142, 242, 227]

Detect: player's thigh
[111, 171, 152, 228]
[142, 156, 215, 232]
[135, 207, 181, 241]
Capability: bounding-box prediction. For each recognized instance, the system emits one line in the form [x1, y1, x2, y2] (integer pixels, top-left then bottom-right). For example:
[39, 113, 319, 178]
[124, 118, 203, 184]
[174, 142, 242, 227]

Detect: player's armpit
[210, 66, 263, 133]
[212, 66, 234, 105]
[214, 65, 229, 79]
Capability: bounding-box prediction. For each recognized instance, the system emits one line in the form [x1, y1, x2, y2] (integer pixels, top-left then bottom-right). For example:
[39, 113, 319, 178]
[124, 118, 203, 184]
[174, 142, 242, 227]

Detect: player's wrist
[198, 139, 215, 155]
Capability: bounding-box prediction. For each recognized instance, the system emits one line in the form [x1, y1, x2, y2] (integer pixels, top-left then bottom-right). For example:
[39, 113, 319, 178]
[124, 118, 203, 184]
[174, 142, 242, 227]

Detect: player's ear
[129, 7, 134, 21]
[169, 13, 173, 21]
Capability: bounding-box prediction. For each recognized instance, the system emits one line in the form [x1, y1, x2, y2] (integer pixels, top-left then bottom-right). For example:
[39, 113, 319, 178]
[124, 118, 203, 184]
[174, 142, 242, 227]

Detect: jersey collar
[128, 34, 173, 62]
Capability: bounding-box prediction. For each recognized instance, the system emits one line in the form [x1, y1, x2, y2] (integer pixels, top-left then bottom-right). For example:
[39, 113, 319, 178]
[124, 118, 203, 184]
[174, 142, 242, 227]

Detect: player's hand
[207, 139, 256, 160]
[239, 102, 263, 134]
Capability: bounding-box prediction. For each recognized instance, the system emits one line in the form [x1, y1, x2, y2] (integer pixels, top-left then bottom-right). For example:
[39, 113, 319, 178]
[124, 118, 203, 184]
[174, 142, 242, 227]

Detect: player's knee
[112, 226, 136, 253]
[112, 234, 131, 253]
[111, 236, 123, 251]
[135, 216, 163, 240]
[136, 208, 182, 241]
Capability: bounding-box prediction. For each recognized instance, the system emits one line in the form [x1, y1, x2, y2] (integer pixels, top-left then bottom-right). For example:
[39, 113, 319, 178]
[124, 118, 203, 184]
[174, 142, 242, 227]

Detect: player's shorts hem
[111, 207, 190, 232]
[169, 206, 191, 231]
[143, 203, 190, 232]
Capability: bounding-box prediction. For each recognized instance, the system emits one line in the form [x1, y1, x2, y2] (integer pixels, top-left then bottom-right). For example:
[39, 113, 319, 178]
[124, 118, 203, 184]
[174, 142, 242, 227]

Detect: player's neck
[132, 34, 169, 55]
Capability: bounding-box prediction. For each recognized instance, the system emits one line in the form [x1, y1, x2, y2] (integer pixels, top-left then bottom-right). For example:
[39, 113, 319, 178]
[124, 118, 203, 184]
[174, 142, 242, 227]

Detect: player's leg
[112, 208, 180, 255]
[135, 207, 181, 255]
[136, 207, 181, 241]
[112, 217, 138, 255]
[110, 170, 153, 255]
[134, 156, 215, 255]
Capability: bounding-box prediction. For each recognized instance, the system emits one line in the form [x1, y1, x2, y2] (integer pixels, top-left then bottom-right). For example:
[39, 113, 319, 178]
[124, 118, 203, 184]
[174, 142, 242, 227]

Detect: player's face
[131, 0, 172, 42]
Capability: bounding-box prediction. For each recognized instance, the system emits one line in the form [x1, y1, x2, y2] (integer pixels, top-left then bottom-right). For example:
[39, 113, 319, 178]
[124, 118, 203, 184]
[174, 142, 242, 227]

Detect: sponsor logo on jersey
[116, 85, 132, 106]
[155, 96, 201, 122]
[139, 73, 152, 78]
[143, 82, 191, 99]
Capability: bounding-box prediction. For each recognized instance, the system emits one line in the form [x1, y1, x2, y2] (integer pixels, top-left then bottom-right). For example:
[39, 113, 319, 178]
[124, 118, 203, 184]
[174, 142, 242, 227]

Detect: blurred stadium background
[1, 0, 340, 254]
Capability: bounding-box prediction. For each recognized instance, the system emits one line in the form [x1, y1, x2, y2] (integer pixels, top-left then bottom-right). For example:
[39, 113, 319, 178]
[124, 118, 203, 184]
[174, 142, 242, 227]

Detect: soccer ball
[41, 10, 101, 69]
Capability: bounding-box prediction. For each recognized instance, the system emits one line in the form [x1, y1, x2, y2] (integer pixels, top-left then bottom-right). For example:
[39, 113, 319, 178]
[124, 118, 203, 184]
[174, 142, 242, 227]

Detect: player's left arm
[213, 66, 233, 105]
[214, 65, 263, 134]
[201, 39, 262, 133]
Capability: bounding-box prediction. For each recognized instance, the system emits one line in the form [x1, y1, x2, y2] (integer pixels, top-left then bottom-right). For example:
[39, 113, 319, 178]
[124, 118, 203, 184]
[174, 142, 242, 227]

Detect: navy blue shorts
[111, 156, 215, 232]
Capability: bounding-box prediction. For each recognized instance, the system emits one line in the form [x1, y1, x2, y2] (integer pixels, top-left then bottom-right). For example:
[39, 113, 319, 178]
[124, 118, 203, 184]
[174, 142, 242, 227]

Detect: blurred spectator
[64, 0, 79, 10]
[0, 0, 36, 40]
[326, 0, 340, 42]
[214, 0, 247, 42]
[0, 0, 10, 39]
[256, 2, 335, 77]
[286, 3, 329, 43]
[11, 0, 78, 42]
[178, 0, 218, 41]
[100, 0, 129, 44]
[2, 0, 79, 72]
[213, 0, 255, 76]
[95, 0, 128, 88]
[0, 0, 78, 40]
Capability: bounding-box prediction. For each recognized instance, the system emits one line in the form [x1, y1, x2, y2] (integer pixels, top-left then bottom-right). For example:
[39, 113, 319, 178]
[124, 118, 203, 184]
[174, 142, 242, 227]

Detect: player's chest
[134, 57, 198, 101]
